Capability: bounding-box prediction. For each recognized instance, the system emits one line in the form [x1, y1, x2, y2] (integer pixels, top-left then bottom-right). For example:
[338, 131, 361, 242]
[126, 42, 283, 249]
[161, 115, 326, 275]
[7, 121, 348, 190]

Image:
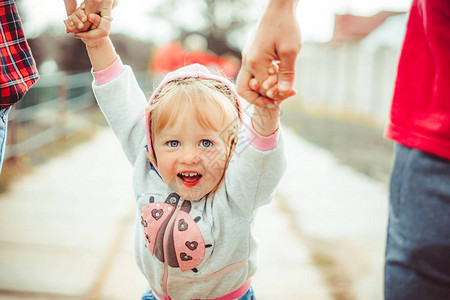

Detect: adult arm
[237, 0, 301, 105]
[76, 14, 147, 165]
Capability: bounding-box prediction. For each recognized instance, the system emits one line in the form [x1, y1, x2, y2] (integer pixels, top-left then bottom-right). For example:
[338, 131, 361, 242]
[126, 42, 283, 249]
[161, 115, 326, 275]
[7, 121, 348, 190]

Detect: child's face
[153, 114, 228, 201]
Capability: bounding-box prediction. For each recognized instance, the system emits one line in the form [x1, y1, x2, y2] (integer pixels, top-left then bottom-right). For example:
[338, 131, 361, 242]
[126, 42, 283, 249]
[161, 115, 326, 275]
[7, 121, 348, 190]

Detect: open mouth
[177, 172, 202, 187]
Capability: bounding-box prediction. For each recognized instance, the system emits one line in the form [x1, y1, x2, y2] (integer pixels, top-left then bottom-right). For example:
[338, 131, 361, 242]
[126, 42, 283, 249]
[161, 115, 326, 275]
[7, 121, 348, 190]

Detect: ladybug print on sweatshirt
[140, 193, 211, 272]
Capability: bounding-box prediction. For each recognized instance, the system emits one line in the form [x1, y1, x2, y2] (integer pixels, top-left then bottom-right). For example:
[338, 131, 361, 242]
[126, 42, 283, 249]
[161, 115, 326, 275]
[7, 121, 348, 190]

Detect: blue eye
[200, 140, 213, 147]
[167, 141, 180, 147]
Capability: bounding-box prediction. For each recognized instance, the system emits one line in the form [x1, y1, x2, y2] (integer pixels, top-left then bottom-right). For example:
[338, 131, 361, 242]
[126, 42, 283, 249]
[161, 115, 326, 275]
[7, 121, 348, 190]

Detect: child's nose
[179, 147, 200, 164]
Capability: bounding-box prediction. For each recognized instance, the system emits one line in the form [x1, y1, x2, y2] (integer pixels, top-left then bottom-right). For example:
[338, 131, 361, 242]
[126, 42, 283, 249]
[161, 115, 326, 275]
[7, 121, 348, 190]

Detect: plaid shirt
[0, 0, 38, 108]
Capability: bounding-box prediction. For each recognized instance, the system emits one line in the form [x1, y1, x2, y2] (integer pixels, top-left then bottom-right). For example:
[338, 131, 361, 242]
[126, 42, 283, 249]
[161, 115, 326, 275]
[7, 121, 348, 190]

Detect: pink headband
[145, 63, 243, 160]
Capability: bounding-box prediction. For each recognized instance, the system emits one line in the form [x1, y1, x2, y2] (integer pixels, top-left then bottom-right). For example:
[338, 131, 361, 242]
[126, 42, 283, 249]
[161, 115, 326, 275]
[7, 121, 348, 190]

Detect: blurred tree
[27, 30, 153, 74]
[149, 0, 260, 58]
[110, 34, 154, 72]
[25, 30, 91, 73]
[16, 0, 259, 74]
[57, 36, 93, 73]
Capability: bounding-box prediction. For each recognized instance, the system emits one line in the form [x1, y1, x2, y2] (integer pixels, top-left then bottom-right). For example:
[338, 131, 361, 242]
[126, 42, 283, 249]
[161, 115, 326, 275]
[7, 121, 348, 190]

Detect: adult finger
[88, 13, 102, 29]
[248, 78, 260, 91]
[74, 25, 108, 40]
[84, 0, 113, 16]
[277, 50, 298, 95]
[236, 68, 259, 103]
[240, 45, 273, 94]
[64, 0, 77, 16]
[74, 14, 109, 40]
[250, 57, 272, 92]
[98, 6, 112, 17]
[100, 0, 118, 16]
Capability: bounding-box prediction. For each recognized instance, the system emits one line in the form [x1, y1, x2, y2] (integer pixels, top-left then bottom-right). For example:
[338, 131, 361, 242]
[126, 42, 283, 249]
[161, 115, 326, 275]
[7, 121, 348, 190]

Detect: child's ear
[146, 152, 157, 167]
[227, 134, 238, 160]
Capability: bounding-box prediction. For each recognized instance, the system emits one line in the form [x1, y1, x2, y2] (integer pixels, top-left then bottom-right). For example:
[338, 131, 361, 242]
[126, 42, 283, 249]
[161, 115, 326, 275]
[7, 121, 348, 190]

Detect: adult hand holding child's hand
[64, 0, 117, 33]
[236, 0, 301, 107]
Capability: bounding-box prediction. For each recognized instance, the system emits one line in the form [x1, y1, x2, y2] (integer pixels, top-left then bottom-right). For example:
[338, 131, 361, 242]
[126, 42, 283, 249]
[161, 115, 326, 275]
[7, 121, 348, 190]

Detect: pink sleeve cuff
[93, 57, 124, 85]
[245, 119, 280, 151]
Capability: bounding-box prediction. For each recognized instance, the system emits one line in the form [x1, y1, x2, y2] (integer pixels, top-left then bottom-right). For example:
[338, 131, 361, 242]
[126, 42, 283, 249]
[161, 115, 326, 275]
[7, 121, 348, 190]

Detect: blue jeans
[141, 286, 256, 300]
[0, 107, 10, 174]
[385, 143, 450, 300]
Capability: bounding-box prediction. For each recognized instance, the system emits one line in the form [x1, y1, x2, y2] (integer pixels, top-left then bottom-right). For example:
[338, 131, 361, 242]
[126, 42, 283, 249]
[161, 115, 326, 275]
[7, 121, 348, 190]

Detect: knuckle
[246, 56, 258, 69]
[278, 45, 300, 57]
[278, 71, 295, 80]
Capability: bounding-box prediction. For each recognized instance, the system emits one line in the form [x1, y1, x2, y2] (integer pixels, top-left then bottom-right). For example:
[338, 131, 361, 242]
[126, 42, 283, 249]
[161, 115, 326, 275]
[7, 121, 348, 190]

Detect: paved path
[0, 127, 332, 300]
[278, 129, 389, 300]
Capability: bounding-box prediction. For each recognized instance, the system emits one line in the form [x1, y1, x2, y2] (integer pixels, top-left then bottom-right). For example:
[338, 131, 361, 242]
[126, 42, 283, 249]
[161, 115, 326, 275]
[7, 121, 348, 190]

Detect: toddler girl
[66, 8, 288, 300]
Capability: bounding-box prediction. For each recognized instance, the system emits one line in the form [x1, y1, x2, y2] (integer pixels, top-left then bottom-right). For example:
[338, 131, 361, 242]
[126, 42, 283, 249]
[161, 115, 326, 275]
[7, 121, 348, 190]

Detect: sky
[19, 0, 413, 45]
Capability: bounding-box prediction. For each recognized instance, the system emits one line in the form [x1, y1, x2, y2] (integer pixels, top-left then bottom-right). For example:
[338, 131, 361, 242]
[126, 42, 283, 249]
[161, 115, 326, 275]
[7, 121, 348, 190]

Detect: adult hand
[64, 0, 117, 32]
[237, 0, 301, 106]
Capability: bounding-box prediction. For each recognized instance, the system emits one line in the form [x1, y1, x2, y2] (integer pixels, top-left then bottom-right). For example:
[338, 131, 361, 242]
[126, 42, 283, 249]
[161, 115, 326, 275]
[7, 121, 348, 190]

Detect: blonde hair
[146, 77, 241, 192]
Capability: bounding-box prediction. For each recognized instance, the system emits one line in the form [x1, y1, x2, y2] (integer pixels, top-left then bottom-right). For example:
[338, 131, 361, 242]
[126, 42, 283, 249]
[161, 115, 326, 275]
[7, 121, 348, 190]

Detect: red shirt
[385, 0, 450, 160]
[0, 0, 39, 108]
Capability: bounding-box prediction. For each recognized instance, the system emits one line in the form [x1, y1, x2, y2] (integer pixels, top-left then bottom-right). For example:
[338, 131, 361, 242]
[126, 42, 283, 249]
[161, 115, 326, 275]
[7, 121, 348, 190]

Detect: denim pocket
[389, 143, 410, 217]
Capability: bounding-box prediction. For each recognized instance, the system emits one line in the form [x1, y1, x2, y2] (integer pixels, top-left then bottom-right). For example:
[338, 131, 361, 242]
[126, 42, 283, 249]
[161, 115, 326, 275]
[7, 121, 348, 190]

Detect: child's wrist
[85, 37, 117, 72]
[85, 37, 107, 49]
[252, 105, 280, 136]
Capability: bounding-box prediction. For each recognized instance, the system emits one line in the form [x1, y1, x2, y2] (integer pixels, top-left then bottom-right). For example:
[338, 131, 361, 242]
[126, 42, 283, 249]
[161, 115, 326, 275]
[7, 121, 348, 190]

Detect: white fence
[294, 42, 402, 126]
[5, 72, 95, 159]
[5, 71, 153, 160]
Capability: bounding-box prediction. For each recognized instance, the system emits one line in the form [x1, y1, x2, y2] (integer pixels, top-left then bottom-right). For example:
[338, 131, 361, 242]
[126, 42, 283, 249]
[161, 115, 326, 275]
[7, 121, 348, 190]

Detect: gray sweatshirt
[92, 62, 287, 300]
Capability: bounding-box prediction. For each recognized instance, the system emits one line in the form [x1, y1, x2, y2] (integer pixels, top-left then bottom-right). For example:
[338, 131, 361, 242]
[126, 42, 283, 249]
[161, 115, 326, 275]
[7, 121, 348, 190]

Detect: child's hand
[73, 13, 111, 48]
[249, 64, 296, 106]
[64, 3, 90, 33]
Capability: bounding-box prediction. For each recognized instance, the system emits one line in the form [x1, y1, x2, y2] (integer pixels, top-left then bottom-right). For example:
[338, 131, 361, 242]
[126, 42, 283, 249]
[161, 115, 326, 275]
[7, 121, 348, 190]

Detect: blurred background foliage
[15, 0, 260, 74]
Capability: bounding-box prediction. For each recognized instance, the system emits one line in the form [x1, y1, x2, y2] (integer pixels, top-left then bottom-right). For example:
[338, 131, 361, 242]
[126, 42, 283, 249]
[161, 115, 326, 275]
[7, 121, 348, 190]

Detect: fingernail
[77, 23, 83, 29]
[69, 20, 74, 26]
[82, 16, 87, 22]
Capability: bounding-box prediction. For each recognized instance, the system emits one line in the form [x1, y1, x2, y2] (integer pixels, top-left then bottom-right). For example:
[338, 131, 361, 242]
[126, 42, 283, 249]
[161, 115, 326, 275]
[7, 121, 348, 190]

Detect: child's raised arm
[72, 12, 117, 71]
[64, 4, 117, 71]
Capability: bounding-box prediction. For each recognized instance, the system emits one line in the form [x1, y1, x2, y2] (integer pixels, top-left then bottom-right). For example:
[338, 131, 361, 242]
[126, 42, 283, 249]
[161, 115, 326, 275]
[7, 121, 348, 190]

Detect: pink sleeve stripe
[93, 57, 124, 85]
[246, 119, 280, 151]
